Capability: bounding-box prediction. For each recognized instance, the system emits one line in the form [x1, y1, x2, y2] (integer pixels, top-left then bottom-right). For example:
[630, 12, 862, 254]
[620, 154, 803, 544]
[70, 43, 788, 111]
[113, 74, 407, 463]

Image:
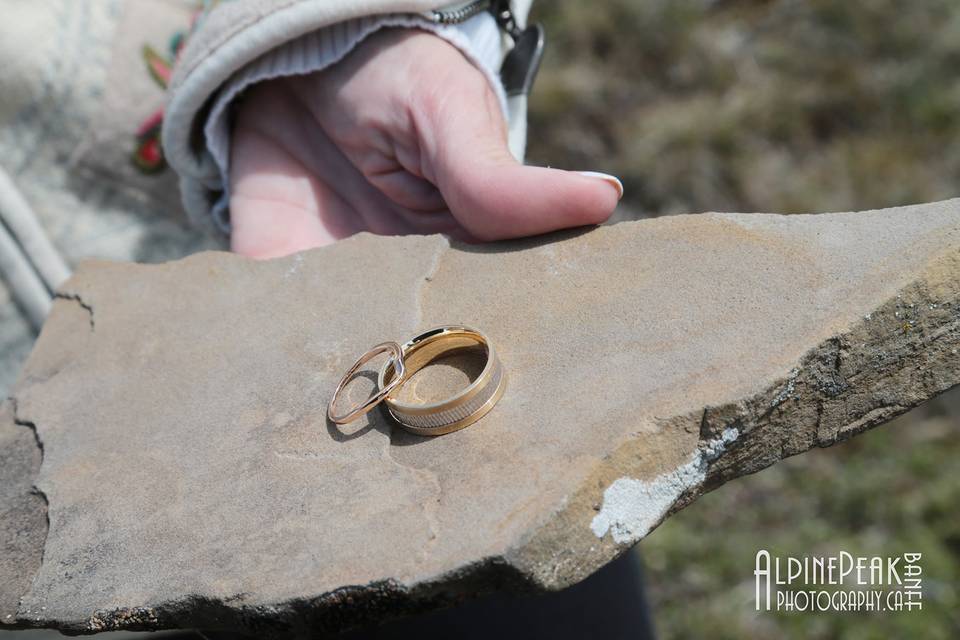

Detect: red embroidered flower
[132, 2, 231, 174]
[133, 37, 182, 173]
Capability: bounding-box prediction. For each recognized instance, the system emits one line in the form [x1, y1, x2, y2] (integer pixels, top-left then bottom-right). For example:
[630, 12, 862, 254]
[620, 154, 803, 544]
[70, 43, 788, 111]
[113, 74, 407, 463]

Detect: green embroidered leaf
[142, 44, 172, 89]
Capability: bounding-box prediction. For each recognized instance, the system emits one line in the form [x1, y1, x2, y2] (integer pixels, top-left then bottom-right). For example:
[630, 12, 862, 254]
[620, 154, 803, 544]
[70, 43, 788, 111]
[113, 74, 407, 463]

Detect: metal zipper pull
[429, 1, 545, 97]
[491, 0, 522, 40]
[499, 22, 545, 97]
[490, 1, 545, 96]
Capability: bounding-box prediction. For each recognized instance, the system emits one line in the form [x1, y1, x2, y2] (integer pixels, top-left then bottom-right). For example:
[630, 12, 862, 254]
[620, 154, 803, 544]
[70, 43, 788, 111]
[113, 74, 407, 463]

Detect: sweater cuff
[203, 11, 506, 233]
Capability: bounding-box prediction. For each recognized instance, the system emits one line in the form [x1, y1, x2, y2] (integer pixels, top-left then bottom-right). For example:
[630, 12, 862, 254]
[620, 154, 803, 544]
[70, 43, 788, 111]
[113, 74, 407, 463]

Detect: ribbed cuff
[203, 11, 506, 232]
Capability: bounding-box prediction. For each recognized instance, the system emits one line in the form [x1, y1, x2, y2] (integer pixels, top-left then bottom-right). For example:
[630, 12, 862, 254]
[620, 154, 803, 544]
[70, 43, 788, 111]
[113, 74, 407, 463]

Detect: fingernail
[576, 171, 624, 200]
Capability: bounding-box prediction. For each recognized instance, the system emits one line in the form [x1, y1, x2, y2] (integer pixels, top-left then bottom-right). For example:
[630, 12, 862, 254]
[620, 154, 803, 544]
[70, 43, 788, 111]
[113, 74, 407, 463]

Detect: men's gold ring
[378, 326, 505, 436]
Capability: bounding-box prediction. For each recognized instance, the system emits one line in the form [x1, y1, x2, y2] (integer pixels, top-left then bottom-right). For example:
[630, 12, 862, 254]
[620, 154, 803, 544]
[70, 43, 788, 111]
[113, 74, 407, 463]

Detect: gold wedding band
[326, 326, 505, 436]
[379, 326, 506, 436]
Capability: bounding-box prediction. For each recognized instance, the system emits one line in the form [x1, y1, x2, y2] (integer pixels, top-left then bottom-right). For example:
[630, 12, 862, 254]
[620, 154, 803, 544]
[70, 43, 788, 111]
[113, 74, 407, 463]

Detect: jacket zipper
[431, 1, 522, 39]
[430, 1, 492, 25]
[431, 0, 543, 100]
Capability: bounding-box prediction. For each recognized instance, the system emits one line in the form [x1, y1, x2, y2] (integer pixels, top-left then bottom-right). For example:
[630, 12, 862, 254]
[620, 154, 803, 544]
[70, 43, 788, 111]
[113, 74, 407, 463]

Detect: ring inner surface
[384, 335, 489, 407]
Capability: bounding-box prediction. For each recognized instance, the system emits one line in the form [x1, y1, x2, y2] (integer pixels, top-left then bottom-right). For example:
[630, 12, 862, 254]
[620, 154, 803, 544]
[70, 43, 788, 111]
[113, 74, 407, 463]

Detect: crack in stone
[9, 398, 43, 459]
[383, 238, 479, 570]
[698, 408, 709, 439]
[381, 440, 443, 570]
[8, 397, 50, 619]
[53, 292, 94, 331]
[412, 237, 450, 331]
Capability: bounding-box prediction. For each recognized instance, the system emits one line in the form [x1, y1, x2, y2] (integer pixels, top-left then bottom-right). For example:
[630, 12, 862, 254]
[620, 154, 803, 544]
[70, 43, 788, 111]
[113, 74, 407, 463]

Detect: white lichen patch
[590, 428, 740, 544]
[770, 368, 799, 408]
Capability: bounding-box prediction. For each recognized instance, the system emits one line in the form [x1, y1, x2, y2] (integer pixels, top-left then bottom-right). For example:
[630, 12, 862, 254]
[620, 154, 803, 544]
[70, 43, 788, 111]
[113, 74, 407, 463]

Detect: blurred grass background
[526, 0, 960, 637]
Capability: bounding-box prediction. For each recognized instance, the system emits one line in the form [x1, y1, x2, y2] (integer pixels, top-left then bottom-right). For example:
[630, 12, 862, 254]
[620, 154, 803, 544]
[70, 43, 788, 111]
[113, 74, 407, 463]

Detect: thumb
[425, 93, 622, 241]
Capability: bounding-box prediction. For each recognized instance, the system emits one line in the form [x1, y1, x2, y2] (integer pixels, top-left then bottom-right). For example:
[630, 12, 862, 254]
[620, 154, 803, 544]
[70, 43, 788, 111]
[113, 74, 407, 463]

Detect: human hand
[229, 28, 622, 259]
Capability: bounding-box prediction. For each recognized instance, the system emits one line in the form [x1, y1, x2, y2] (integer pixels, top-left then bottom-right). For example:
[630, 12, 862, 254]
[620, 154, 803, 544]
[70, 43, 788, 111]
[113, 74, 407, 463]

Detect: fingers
[230, 122, 357, 259]
[363, 168, 448, 213]
[443, 161, 623, 241]
[421, 78, 622, 241]
[230, 121, 460, 256]
[229, 81, 421, 258]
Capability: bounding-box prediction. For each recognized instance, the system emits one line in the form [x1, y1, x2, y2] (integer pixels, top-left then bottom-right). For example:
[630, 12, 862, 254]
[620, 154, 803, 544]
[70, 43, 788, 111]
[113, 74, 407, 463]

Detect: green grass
[641, 394, 960, 638]
[528, 0, 960, 217]
[526, 1, 960, 636]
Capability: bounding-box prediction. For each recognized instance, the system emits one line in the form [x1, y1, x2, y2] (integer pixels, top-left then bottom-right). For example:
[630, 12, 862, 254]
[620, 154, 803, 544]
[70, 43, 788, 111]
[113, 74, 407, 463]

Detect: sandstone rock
[0, 402, 47, 622]
[3, 201, 960, 635]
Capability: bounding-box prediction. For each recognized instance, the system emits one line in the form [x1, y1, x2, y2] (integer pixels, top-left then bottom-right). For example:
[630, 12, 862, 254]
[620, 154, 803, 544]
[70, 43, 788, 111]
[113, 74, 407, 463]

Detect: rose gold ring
[327, 341, 406, 425]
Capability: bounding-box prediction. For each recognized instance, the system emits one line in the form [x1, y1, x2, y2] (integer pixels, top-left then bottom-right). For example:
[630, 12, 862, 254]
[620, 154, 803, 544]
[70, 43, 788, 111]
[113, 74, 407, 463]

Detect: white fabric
[0, 166, 70, 294]
[506, 93, 528, 161]
[203, 12, 506, 231]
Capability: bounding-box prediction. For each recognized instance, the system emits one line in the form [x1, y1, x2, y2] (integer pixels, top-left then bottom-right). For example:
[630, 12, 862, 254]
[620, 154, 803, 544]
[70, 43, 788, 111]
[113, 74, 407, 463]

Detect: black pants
[343, 551, 656, 640]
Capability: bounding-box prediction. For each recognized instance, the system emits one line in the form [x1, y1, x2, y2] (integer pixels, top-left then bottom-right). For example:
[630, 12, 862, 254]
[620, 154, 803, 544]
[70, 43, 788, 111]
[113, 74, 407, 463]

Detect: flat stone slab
[3, 201, 960, 635]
